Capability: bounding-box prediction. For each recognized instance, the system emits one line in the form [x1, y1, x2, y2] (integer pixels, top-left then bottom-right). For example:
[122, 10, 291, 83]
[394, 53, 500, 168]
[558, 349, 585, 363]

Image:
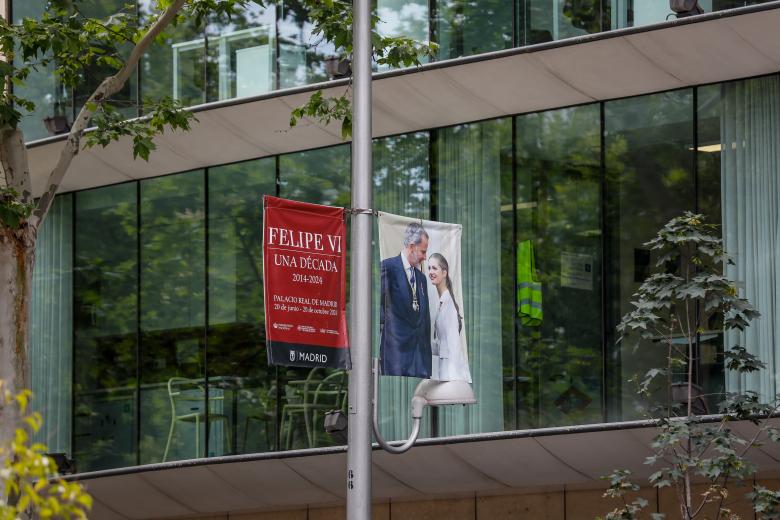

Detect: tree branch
[0, 128, 31, 202]
[30, 0, 187, 230]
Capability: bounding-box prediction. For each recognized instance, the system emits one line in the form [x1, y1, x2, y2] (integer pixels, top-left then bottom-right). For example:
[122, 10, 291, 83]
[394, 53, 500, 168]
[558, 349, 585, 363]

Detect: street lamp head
[411, 379, 477, 419]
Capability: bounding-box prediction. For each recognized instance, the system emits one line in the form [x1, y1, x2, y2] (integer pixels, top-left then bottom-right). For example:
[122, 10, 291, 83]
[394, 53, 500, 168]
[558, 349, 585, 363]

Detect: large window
[30, 73, 780, 472]
[73, 183, 138, 471]
[139, 171, 206, 463]
[31, 194, 73, 455]
[434, 121, 510, 435]
[16, 0, 779, 143]
[278, 145, 351, 450]
[604, 90, 695, 421]
[514, 105, 603, 428]
[207, 159, 277, 455]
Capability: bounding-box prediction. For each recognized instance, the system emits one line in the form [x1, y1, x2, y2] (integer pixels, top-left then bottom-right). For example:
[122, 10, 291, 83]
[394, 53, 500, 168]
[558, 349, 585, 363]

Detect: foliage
[0, 188, 34, 230]
[0, 383, 92, 519]
[84, 97, 196, 160]
[0, 0, 137, 130]
[0, 0, 434, 233]
[290, 90, 352, 140]
[600, 212, 779, 520]
[597, 470, 661, 520]
[288, 0, 437, 137]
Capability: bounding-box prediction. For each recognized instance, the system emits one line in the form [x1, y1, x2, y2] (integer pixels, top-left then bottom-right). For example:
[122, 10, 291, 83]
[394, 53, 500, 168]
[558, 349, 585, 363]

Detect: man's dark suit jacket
[379, 254, 432, 378]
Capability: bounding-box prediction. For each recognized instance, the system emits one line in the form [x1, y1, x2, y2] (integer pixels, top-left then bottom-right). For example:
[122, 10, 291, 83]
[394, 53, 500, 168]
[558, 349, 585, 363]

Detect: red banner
[263, 195, 349, 368]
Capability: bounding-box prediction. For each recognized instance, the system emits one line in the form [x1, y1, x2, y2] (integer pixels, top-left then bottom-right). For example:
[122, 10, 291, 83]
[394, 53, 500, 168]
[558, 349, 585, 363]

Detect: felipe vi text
[266, 226, 343, 253]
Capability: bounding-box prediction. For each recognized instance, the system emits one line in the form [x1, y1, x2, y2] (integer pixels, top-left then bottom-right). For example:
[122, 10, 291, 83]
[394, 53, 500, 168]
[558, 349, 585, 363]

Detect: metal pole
[346, 0, 372, 514]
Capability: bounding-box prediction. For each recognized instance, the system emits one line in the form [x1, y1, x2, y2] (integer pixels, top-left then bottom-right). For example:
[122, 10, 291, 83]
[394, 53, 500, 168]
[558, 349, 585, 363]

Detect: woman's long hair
[430, 253, 462, 333]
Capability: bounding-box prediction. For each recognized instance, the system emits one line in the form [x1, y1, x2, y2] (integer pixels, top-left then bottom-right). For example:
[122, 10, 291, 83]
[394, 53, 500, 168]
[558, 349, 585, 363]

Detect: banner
[263, 195, 349, 368]
[378, 212, 471, 382]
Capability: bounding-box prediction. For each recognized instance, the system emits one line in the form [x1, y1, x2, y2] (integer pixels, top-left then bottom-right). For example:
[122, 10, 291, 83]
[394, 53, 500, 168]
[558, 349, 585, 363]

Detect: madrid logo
[289, 350, 296, 362]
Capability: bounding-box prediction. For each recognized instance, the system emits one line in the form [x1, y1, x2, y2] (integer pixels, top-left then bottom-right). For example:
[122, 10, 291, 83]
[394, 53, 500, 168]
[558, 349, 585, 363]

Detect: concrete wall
[154, 480, 779, 520]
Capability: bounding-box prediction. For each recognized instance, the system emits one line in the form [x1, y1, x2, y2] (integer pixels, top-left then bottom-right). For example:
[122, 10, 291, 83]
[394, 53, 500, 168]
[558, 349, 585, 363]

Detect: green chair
[280, 369, 347, 449]
[163, 377, 232, 462]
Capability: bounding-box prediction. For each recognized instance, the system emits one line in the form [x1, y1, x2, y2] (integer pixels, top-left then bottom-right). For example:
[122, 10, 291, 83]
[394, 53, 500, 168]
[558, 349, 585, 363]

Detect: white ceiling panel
[208, 458, 341, 507]
[728, 12, 780, 62]
[451, 437, 591, 487]
[536, 429, 656, 479]
[629, 22, 778, 85]
[141, 466, 264, 513]
[370, 461, 425, 498]
[439, 55, 593, 117]
[82, 474, 195, 519]
[283, 452, 349, 499]
[87, 497, 129, 520]
[72, 418, 780, 520]
[373, 444, 502, 494]
[534, 38, 685, 100]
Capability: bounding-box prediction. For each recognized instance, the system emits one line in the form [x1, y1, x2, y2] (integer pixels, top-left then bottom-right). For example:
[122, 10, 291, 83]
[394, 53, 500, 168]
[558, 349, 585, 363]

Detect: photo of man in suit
[379, 222, 432, 378]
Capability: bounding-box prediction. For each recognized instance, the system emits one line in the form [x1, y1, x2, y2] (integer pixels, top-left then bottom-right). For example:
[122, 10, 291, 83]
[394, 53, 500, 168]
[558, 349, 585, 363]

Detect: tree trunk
[0, 225, 35, 443]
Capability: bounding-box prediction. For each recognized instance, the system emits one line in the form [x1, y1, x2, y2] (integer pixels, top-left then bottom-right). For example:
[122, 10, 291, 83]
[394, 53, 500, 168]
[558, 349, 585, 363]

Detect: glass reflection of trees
[515, 106, 603, 429]
[435, 0, 512, 59]
[604, 90, 695, 421]
[139, 171, 206, 463]
[278, 145, 351, 449]
[73, 183, 139, 471]
[208, 159, 277, 455]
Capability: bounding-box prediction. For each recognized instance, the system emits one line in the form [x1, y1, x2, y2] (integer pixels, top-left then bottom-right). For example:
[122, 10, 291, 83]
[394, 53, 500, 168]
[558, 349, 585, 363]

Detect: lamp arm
[372, 358, 422, 454]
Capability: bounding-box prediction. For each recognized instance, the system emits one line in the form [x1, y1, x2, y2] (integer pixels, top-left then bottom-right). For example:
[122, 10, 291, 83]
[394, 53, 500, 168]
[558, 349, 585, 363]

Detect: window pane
[515, 105, 603, 428]
[434, 119, 511, 435]
[608, 0, 774, 30]
[74, 1, 138, 120]
[278, 145, 350, 449]
[377, 0, 430, 70]
[31, 194, 73, 455]
[604, 90, 694, 421]
[718, 76, 780, 403]
[435, 0, 512, 59]
[74, 183, 138, 471]
[279, 145, 351, 207]
[521, 0, 601, 45]
[140, 1, 204, 106]
[139, 171, 206, 463]
[378, 0, 429, 44]
[695, 83, 726, 411]
[205, 6, 278, 102]
[372, 132, 433, 441]
[278, 0, 333, 88]
[207, 159, 277, 455]
[12, 0, 73, 141]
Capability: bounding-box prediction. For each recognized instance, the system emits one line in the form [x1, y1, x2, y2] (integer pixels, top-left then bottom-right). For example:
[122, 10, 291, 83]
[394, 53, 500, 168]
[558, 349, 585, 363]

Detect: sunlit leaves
[596, 470, 649, 520]
[83, 98, 196, 160]
[0, 382, 92, 520]
[750, 486, 780, 519]
[290, 90, 352, 139]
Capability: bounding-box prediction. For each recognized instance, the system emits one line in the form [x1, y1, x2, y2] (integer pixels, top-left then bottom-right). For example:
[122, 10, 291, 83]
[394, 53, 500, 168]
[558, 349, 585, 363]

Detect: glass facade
[13, 0, 774, 141]
[30, 72, 780, 472]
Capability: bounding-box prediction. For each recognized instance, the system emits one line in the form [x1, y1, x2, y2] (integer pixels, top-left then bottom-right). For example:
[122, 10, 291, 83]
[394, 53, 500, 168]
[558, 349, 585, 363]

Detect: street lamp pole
[346, 0, 372, 514]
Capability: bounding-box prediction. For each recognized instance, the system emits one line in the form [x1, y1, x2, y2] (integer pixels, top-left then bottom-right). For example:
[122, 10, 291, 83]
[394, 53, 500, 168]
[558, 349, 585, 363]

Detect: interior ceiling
[76, 420, 780, 520]
[25, 2, 780, 196]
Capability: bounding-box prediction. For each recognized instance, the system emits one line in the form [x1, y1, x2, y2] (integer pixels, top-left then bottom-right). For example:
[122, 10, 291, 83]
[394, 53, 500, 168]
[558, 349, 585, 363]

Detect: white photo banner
[377, 212, 472, 383]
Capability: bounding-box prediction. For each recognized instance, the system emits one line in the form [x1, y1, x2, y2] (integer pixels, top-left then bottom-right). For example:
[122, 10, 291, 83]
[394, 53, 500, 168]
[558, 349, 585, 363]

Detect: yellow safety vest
[517, 240, 543, 327]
